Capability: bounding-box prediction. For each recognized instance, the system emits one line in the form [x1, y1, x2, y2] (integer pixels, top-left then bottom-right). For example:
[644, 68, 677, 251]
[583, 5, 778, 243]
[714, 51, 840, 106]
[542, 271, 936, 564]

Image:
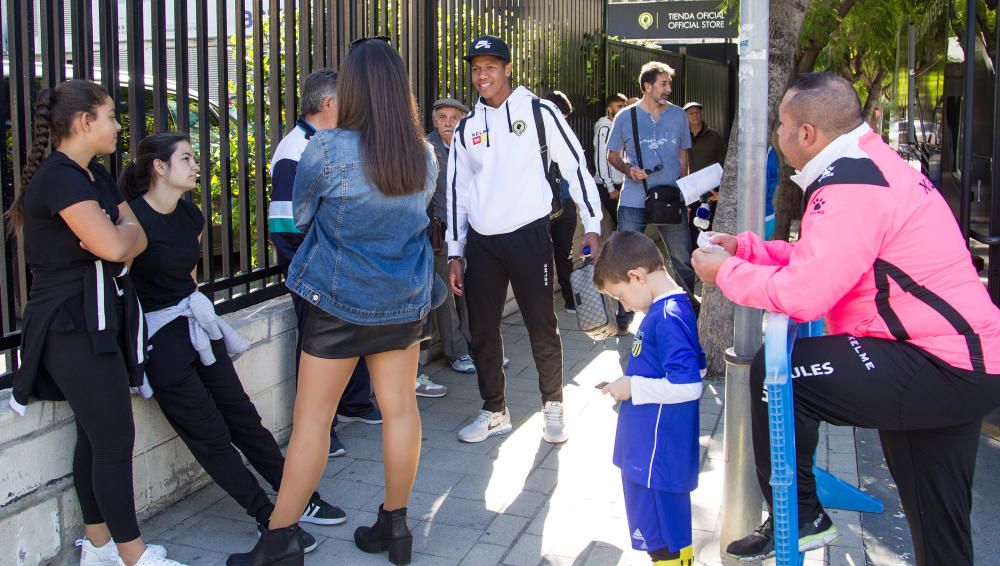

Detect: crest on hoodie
[512, 120, 527, 136]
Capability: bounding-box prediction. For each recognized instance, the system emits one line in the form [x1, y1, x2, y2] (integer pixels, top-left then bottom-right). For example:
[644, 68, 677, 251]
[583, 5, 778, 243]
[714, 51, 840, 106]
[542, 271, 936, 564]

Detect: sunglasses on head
[349, 36, 390, 52]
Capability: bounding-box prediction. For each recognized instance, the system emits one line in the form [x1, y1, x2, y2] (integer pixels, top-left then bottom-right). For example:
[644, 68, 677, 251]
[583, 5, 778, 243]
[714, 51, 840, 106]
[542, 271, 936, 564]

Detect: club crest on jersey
[631, 331, 644, 357]
[512, 120, 527, 136]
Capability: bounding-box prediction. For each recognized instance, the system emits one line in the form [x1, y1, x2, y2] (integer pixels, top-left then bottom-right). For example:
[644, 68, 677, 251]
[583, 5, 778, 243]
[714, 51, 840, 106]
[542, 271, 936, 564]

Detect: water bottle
[693, 202, 712, 230]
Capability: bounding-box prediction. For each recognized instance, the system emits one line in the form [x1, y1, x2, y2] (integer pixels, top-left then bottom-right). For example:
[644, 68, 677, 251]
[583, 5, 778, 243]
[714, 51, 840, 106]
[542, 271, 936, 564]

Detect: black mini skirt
[301, 303, 429, 359]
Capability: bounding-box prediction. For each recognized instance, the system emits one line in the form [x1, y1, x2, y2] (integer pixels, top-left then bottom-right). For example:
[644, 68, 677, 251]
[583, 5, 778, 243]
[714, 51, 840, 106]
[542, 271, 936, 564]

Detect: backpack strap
[531, 98, 550, 173]
[630, 106, 649, 193]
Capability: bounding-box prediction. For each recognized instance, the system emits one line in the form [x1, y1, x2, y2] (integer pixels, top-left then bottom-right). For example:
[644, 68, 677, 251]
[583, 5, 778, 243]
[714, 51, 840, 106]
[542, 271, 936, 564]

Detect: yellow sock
[652, 545, 694, 566]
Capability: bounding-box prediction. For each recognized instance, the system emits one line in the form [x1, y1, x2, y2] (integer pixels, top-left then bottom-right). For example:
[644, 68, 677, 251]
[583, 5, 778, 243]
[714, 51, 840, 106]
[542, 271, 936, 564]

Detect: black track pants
[465, 217, 564, 413]
[749, 335, 1000, 566]
[147, 318, 286, 525]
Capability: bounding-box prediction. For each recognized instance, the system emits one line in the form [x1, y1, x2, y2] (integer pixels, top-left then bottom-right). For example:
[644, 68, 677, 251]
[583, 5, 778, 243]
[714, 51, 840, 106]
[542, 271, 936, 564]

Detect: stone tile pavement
[139, 307, 876, 566]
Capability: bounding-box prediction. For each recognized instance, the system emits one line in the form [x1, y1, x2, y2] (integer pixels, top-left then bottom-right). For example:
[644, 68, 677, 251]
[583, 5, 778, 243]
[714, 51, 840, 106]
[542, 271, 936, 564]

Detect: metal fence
[0, 1, 731, 371]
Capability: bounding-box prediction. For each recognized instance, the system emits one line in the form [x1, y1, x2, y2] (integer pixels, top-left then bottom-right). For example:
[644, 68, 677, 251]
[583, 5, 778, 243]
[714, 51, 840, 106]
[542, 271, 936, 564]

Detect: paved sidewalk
[139, 306, 872, 566]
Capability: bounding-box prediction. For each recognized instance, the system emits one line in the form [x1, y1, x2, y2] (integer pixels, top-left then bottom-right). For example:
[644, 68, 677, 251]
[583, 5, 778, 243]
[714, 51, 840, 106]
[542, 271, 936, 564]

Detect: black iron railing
[0, 0, 732, 376]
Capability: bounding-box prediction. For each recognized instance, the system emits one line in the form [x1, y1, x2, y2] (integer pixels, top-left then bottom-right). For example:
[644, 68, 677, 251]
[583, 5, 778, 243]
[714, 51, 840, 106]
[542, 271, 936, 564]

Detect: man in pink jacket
[693, 72, 1000, 565]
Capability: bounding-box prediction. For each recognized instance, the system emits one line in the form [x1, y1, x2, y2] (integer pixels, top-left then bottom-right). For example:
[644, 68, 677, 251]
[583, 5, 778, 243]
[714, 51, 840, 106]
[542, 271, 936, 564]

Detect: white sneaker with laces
[114, 546, 186, 566]
[415, 373, 448, 398]
[542, 401, 568, 444]
[449, 354, 476, 374]
[78, 539, 167, 566]
[458, 408, 512, 443]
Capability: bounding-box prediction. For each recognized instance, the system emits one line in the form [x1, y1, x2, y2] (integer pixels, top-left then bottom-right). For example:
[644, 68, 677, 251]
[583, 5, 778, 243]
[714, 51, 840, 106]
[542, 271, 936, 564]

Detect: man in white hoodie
[446, 34, 603, 444]
[594, 92, 627, 228]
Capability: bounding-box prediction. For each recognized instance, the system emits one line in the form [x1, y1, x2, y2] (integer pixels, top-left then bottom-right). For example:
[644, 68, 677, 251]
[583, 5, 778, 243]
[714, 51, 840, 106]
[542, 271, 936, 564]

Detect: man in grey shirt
[606, 61, 694, 331]
[426, 98, 476, 379]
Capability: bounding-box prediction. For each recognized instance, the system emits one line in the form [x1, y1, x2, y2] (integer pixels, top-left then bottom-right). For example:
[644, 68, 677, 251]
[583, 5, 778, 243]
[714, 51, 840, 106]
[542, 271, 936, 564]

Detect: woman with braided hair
[6, 80, 186, 566]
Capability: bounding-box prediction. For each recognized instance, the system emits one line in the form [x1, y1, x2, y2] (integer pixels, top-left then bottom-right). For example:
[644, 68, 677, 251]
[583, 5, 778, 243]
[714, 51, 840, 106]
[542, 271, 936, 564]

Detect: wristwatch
[447, 256, 464, 264]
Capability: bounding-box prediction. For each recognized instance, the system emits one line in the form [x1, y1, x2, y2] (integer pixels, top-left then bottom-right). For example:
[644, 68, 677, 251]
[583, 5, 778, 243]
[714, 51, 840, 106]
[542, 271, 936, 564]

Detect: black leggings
[43, 331, 140, 542]
[749, 335, 1000, 566]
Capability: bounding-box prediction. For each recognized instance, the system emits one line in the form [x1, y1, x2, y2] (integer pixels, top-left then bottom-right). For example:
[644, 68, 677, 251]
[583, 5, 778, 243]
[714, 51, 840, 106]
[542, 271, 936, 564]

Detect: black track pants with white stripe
[749, 335, 1000, 566]
[465, 216, 564, 413]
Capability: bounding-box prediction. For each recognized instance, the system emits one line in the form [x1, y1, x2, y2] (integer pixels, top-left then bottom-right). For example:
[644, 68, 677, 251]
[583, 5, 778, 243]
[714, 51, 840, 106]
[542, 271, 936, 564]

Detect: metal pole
[907, 22, 916, 155]
[720, 0, 768, 559]
[960, 0, 977, 242]
[990, 6, 1000, 305]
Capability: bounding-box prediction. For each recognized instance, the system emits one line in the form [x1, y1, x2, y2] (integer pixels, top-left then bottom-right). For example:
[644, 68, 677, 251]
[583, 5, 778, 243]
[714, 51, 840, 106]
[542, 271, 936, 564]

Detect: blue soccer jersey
[613, 291, 706, 493]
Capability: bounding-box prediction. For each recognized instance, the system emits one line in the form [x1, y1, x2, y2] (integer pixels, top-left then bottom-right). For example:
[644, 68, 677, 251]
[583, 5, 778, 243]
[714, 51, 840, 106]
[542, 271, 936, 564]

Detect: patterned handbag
[570, 261, 618, 340]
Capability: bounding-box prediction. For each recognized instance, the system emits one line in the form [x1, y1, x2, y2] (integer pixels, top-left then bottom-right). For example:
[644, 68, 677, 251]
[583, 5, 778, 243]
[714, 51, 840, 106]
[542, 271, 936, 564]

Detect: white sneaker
[114, 546, 186, 566]
[449, 354, 476, 374]
[458, 408, 512, 443]
[542, 401, 568, 444]
[78, 539, 167, 566]
[415, 373, 448, 398]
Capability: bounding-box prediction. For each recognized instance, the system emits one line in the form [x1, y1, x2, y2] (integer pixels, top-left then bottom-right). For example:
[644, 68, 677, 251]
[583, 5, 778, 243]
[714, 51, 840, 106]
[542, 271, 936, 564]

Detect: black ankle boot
[354, 504, 413, 565]
[227, 524, 304, 566]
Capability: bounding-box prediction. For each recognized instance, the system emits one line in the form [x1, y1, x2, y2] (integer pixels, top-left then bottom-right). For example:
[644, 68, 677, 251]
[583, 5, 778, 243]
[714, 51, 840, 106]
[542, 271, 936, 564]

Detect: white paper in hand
[697, 231, 724, 251]
[676, 163, 724, 205]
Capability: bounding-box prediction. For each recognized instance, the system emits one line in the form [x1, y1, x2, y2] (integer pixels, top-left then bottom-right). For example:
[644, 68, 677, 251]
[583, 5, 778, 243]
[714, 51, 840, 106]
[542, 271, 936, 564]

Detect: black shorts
[301, 303, 428, 359]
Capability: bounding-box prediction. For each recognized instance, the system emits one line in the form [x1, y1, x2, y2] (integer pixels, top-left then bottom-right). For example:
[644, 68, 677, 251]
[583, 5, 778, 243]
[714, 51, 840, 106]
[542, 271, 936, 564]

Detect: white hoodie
[446, 86, 603, 256]
[593, 115, 625, 186]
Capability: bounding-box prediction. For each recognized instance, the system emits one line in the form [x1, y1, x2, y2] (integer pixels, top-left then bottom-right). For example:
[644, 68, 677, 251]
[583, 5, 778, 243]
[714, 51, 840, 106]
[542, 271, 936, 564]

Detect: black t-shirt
[23, 151, 124, 272]
[23, 151, 126, 331]
[129, 197, 205, 311]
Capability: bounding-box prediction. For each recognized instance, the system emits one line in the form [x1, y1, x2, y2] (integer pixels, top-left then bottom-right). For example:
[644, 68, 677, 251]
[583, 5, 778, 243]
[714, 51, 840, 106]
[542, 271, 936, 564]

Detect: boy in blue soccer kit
[593, 231, 706, 565]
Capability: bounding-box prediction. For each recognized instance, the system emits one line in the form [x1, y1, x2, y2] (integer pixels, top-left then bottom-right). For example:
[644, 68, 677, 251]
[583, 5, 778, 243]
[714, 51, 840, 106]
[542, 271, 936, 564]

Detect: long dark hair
[119, 132, 189, 201]
[6, 80, 111, 233]
[337, 39, 427, 196]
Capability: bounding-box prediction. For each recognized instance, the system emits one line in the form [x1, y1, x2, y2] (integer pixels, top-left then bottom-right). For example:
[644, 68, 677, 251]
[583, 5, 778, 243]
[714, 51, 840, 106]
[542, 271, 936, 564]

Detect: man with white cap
[683, 101, 726, 245]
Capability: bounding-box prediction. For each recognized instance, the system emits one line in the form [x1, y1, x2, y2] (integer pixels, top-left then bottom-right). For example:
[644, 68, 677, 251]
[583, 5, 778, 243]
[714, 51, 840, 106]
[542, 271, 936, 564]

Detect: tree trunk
[862, 70, 886, 123]
[698, 0, 813, 377]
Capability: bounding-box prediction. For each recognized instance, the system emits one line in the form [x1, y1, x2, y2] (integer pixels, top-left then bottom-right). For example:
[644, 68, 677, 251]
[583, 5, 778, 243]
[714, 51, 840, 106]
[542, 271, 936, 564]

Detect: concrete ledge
[0, 295, 300, 564]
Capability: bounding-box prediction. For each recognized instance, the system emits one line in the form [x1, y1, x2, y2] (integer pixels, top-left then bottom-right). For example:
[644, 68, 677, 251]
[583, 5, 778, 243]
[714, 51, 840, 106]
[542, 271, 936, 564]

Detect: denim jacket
[287, 128, 443, 325]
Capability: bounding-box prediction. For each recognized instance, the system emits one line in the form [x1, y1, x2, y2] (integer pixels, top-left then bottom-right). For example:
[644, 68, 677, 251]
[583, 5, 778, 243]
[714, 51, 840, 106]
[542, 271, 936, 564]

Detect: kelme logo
[638, 12, 654, 30]
[512, 120, 527, 136]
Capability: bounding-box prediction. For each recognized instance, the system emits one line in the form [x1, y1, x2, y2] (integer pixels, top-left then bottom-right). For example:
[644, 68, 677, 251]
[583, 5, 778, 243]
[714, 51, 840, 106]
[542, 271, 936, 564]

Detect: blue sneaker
[337, 407, 383, 425]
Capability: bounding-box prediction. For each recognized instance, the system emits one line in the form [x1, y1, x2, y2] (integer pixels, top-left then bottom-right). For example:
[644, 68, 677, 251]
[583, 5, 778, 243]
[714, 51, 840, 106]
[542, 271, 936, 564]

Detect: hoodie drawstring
[505, 100, 513, 133]
[483, 106, 491, 148]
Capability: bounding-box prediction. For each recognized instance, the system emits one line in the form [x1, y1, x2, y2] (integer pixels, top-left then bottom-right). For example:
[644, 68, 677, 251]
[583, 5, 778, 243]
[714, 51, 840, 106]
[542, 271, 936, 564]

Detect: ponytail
[118, 132, 189, 201]
[6, 88, 56, 234]
[5, 80, 111, 235]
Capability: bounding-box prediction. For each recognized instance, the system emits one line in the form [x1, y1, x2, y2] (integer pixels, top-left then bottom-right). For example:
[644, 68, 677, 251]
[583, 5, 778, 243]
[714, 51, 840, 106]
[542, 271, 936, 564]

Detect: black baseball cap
[463, 34, 511, 63]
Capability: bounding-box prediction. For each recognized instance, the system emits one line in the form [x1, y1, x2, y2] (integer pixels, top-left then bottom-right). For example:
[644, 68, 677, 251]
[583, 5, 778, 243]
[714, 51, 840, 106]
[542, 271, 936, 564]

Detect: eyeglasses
[349, 36, 390, 52]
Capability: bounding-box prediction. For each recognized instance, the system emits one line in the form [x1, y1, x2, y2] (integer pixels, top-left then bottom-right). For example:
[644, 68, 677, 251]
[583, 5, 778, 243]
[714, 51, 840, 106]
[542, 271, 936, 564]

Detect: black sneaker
[798, 510, 839, 552]
[726, 511, 839, 561]
[726, 516, 775, 561]
[300, 496, 347, 526]
[565, 299, 576, 314]
[258, 524, 318, 553]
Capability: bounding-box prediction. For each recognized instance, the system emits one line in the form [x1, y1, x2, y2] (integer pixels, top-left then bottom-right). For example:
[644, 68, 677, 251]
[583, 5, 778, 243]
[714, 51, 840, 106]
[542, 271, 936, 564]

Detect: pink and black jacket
[717, 124, 1000, 374]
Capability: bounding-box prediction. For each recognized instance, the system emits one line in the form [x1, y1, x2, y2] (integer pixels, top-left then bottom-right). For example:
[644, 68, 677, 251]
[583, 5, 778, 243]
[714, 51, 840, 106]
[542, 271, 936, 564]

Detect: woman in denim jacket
[229, 39, 439, 566]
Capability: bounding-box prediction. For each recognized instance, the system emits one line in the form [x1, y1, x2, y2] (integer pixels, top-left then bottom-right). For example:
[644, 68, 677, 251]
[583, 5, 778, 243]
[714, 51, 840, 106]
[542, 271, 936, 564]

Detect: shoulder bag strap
[630, 106, 649, 193]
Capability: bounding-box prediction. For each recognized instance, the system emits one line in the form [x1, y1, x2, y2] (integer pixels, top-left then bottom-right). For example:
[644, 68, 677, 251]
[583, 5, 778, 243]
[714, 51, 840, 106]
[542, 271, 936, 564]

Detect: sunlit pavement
[143, 302, 907, 565]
